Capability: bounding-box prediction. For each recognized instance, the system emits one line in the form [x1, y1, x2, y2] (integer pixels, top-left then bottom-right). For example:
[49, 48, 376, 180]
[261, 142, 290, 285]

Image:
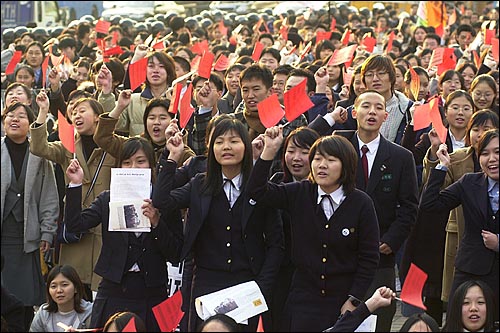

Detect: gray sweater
[29, 300, 93, 332]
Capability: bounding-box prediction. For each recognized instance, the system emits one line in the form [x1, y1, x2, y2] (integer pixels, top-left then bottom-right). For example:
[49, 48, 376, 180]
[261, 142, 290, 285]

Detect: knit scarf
[244, 108, 266, 139]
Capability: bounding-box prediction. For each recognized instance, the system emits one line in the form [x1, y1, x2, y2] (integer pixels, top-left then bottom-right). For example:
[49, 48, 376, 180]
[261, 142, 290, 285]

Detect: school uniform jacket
[152, 159, 285, 297]
[248, 158, 380, 300]
[64, 186, 183, 286]
[334, 131, 419, 268]
[420, 170, 499, 276]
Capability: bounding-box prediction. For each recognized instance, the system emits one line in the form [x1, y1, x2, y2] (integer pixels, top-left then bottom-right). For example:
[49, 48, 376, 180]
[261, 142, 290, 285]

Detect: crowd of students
[1, 1, 499, 332]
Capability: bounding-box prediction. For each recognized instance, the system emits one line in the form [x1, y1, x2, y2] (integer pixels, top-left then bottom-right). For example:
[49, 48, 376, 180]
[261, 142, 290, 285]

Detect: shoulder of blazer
[333, 130, 356, 141]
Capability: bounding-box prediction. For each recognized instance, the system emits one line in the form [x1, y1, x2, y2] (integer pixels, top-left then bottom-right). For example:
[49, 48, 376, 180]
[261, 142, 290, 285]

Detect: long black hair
[282, 127, 320, 183]
[118, 137, 157, 183]
[202, 118, 252, 195]
[45, 265, 85, 313]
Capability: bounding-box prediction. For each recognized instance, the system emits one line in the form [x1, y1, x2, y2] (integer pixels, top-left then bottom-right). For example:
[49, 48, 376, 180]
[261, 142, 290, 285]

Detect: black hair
[282, 127, 320, 182]
[45, 265, 86, 313]
[240, 64, 273, 89]
[172, 55, 191, 73]
[259, 47, 281, 63]
[399, 313, 440, 332]
[288, 68, 316, 93]
[103, 312, 146, 332]
[2, 101, 35, 124]
[142, 98, 172, 143]
[465, 109, 499, 146]
[118, 137, 157, 183]
[198, 314, 240, 332]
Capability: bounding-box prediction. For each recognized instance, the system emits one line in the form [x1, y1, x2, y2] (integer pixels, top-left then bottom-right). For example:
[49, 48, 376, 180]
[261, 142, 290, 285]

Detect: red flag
[129, 57, 148, 91]
[330, 17, 336, 31]
[152, 290, 184, 332]
[299, 41, 312, 61]
[179, 83, 195, 129]
[256, 315, 265, 332]
[284, 78, 314, 122]
[219, 20, 228, 37]
[229, 35, 238, 45]
[258, 94, 284, 128]
[122, 316, 137, 332]
[168, 83, 182, 114]
[413, 103, 432, 131]
[252, 41, 265, 62]
[492, 38, 499, 63]
[430, 99, 448, 143]
[191, 40, 209, 56]
[279, 24, 288, 41]
[343, 67, 354, 87]
[472, 50, 481, 68]
[95, 20, 111, 34]
[316, 31, 332, 44]
[152, 40, 165, 50]
[214, 54, 230, 72]
[5, 51, 23, 75]
[111, 30, 119, 46]
[409, 67, 421, 101]
[485, 29, 495, 45]
[41, 56, 49, 88]
[429, 48, 456, 75]
[103, 46, 124, 57]
[341, 29, 351, 46]
[385, 31, 395, 54]
[400, 263, 428, 310]
[328, 44, 357, 68]
[58, 111, 75, 153]
[362, 36, 377, 53]
[190, 54, 201, 72]
[198, 51, 215, 79]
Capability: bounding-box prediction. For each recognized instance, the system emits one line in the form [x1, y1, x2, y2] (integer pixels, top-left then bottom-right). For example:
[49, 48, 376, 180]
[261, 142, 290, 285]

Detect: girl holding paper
[153, 117, 284, 332]
[63, 137, 183, 332]
[247, 127, 380, 332]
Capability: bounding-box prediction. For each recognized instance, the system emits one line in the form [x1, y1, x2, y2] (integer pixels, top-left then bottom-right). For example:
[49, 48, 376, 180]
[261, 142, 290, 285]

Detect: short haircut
[239, 64, 273, 89]
[142, 98, 172, 143]
[2, 101, 35, 124]
[259, 47, 281, 63]
[288, 68, 316, 93]
[308, 135, 358, 194]
[361, 54, 396, 91]
[172, 55, 191, 73]
[146, 51, 177, 87]
[44, 265, 86, 313]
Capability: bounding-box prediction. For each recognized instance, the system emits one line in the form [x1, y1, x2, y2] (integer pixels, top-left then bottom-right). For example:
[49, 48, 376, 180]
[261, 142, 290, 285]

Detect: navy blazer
[152, 160, 284, 296]
[65, 187, 183, 287]
[248, 158, 380, 299]
[420, 170, 499, 275]
[334, 131, 419, 268]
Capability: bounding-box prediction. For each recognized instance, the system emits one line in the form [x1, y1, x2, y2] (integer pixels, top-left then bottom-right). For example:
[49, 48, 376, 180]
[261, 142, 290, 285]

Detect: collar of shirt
[317, 185, 346, 208]
[487, 177, 498, 194]
[449, 130, 465, 150]
[357, 133, 380, 156]
[222, 172, 243, 191]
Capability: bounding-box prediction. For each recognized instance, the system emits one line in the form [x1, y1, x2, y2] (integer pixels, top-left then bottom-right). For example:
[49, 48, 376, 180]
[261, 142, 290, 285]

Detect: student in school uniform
[247, 127, 380, 332]
[152, 117, 284, 332]
[311, 89, 419, 332]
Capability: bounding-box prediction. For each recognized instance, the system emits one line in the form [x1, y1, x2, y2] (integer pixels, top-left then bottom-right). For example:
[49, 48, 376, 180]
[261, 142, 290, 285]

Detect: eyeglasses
[364, 71, 388, 79]
[448, 105, 473, 113]
[473, 91, 494, 99]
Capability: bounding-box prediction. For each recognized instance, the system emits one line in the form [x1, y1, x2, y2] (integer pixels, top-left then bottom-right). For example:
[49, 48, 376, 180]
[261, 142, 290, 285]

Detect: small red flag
[316, 31, 332, 44]
[328, 44, 357, 68]
[299, 41, 312, 61]
[279, 25, 288, 41]
[330, 17, 336, 31]
[429, 48, 456, 75]
[256, 315, 265, 332]
[190, 54, 201, 72]
[191, 40, 209, 56]
[152, 40, 165, 50]
[430, 99, 448, 143]
[258, 94, 284, 128]
[485, 29, 495, 45]
[385, 31, 395, 54]
[400, 263, 428, 310]
[111, 30, 119, 46]
[341, 29, 351, 46]
[129, 57, 148, 91]
[362, 36, 377, 53]
[58, 111, 75, 153]
[41, 56, 49, 88]
[214, 54, 230, 72]
[122, 316, 137, 332]
[179, 83, 195, 129]
[284, 78, 314, 122]
[5, 51, 23, 76]
[252, 41, 265, 62]
[472, 50, 481, 68]
[198, 51, 215, 79]
[409, 67, 421, 101]
[413, 103, 432, 131]
[168, 83, 182, 115]
[103, 46, 124, 57]
[343, 67, 354, 87]
[152, 290, 185, 332]
[95, 20, 111, 35]
[492, 38, 499, 63]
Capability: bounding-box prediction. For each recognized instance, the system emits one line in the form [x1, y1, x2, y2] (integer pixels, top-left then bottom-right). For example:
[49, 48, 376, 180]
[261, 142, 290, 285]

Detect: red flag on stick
[58, 111, 75, 153]
[198, 51, 215, 79]
[258, 94, 284, 128]
[385, 31, 395, 54]
[129, 57, 148, 91]
[95, 20, 111, 34]
[152, 290, 184, 332]
[400, 263, 428, 310]
[492, 38, 499, 63]
[341, 29, 351, 45]
[361, 36, 377, 53]
[168, 83, 182, 115]
[409, 67, 421, 101]
[316, 31, 332, 44]
[330, 17, 336, 31]
[430, 99, 448, 143]
[284, 78, 314, 122]
[5, 51, 23, 75]
[327, 44, 357, 68]
[179, 84, 195, 129]
[252, 41, 265, 62]
[214, 54, 230, 72]
[41, 56, 50, 88]
[191, 40, 209, 56]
